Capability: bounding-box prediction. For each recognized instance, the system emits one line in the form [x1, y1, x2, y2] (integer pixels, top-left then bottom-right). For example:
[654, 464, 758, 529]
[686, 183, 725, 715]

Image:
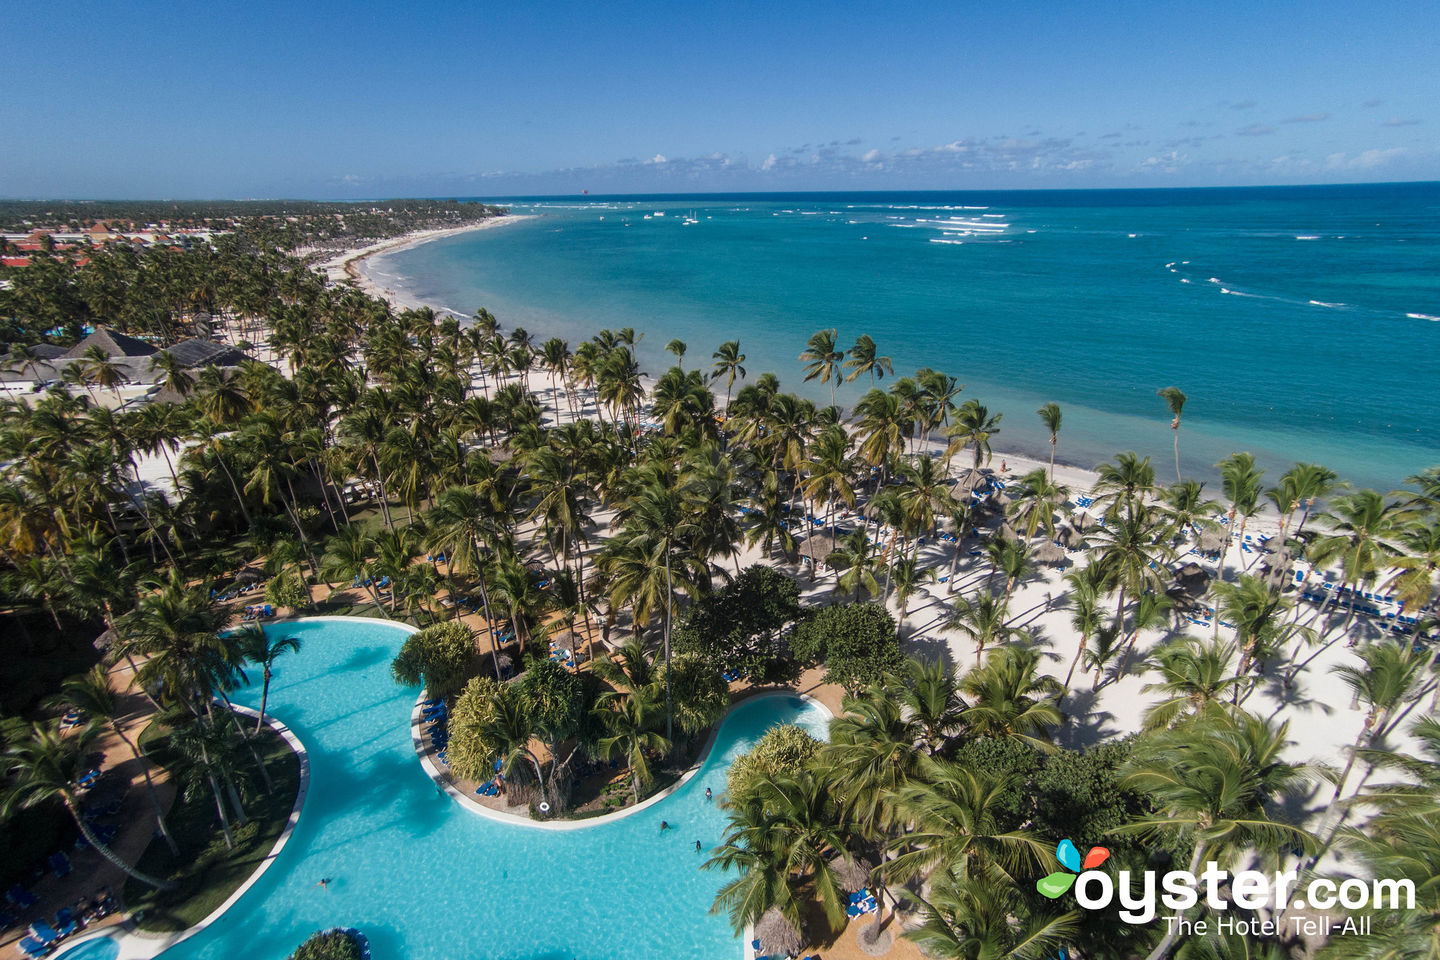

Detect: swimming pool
[54, 934, 120, 960]
[147, 618, 829, 960]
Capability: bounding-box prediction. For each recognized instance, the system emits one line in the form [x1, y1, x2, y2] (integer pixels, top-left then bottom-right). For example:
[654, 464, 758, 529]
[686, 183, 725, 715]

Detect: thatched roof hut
[1073, 511, 1094, 532]
[1033, 541, 1067, 566]
[1198, 528, 1228, 553]
[1174, 562, 1210, 595]
[755, 908, 803, 958]
[799, 533, 839, 566]
[830, 856, 874, 894]
[1058, 524, 1085, 549]
[952, 469, 987, 498]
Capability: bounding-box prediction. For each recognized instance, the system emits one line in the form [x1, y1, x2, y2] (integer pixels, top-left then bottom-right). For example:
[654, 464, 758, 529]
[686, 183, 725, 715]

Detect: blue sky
[1, 0, 1436, 198]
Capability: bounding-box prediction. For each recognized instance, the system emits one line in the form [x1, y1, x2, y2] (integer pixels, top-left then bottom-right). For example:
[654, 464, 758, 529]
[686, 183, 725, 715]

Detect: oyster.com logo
[1037, 838, 1110, 899]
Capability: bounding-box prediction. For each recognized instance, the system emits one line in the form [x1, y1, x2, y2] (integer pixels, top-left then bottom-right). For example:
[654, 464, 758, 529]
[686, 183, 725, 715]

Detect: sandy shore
[318, 215, 534, 311]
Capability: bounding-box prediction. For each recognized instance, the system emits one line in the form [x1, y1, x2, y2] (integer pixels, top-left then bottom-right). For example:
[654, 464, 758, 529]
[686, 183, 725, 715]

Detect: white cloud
[761, 153, 777, 170]
[647, 154, 667, 165]
[1281, 112, 1330, 124]
[861, 148, 881, 162]
[1323, 147, 1406, 170]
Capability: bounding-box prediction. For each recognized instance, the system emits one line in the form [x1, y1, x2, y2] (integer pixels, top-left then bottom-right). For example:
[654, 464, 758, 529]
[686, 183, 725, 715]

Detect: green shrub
[725, 722, 822, 800]
[288, 929, 361, 960]
[391, 621, 477, 697]
[789, 602, 902, 693]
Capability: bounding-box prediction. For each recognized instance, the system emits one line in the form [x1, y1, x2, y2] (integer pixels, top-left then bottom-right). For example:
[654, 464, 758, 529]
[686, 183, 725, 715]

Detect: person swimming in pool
[704, 787, 712, 801]
[317, 877, 332, 890]
[695, 840, 703, 852]
[660, 820, 669, 831]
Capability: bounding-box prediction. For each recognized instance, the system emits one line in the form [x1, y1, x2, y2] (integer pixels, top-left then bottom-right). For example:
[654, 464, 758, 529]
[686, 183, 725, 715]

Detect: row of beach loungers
[5, 885, 117, 958]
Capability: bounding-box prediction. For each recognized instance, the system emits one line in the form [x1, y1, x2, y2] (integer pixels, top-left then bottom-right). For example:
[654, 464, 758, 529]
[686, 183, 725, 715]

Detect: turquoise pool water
[55, 935, 119, 960]
[156, 618, 828, 960]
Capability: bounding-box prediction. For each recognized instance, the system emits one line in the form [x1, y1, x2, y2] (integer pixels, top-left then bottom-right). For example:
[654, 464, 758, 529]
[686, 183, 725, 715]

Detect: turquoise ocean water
[369, 183, 1440, 491]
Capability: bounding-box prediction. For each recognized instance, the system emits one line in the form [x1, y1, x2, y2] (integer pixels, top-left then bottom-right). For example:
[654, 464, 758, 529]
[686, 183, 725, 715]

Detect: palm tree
[1266, 462, 1340, 543]
[1313, 641, 1430, 855]
[1089, 502, 1173, 624]
[799, 329, 845, 408]
[1060, 565, 1104, 695]
[595, 682, 671, 804]
[1157, 386, 1187, 483]
[1309, 489, 1401, 618]
[1, 720, 175, 889]
[665, 338, 686, 369]
[1140, 637, 1248, 730]
[889, 555, 934, 636]
[1387, 518, 1440, 610]
[888, 756, 1051, 884]
[1007, 468, 1069, 541]
[710, 340, 746, 411]
[960, 646, 1062, 748]
[843, 334, 893, 388]
[1215, 452, 1265, 583]
[50, 665, 179, 855]
[907, 872, 1078, 960]
[947, 592, 1016, 662]
[234, 626, 302, 734]
[1037, 402, 1062, 482]
[900, 658, 966, 754]
[1214, 574, 1294, 676]
[1092, 451, 1158, 514]
[320, 525, 388, 617]
[944, 400, 1003, 473]
[1114, 708, 1315, 960]
[986, 537, 1032, 602]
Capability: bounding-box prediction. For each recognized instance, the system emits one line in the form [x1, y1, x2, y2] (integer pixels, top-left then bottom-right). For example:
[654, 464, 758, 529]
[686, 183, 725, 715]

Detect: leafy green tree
[390, 621, 476, 698]
[672, 564, 801, 680]
[789, 602, 903, 694]
[287, 929, 362, 960]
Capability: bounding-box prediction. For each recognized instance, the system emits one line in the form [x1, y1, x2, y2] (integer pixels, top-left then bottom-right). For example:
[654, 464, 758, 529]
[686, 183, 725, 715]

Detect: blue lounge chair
[6, 885, 37, 909]
[53, 908, 79, 936]
[48, 851, 71, 877]
[18, 936, 49, 959]
[29, 920, 60, 945]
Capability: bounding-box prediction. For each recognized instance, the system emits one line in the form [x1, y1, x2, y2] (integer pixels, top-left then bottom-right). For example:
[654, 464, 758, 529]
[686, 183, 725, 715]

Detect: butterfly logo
[1036, 839, 1109, 898]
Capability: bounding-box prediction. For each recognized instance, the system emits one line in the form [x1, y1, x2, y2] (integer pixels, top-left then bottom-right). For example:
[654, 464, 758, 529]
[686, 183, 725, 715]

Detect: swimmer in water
[695, 840, 703, 852]
[704, 787, 712, 801]
[317, 877, 331, 890]
[660, 820, 669, 831]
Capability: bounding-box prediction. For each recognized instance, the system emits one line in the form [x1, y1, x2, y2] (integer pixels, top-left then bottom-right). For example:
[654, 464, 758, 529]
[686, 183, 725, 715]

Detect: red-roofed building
[2, 256, 32, 267]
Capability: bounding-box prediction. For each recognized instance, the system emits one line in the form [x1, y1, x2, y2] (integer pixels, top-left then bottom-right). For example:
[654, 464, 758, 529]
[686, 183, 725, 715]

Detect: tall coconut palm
[710, 340, 746, 411]
[960, 646, 1062, 749]
[1215, 452, 1265, 584]
[1115, 708, 1315, 960]
[1140, 637, 1248, 730]
[1007, 468, 1069, 541]
[888, 756, 1051, 884]
[1384, 518, 1440, 610]
[1, 720, 175, 889]
[234, 625, 302, 734]
[1092, 451, 1158, 514]
[1037, 402, 1062, 482]
[1060, 565, 1105, 695]
[50, 666, 179, 855]
[1308, 489, 1401, 618]
[946, 592, 1016, 662]
[1087, 502, 1172, 623]
[944, 400, 1003, 473]
[595, 682, 670, 804]
[799, 329, 844, 409]
[1157, 386, 1187, 483]
[900, 658, 967, 754]
[889, 555, 934, 636]
[843, 334, 893, 388]
[907, 871, 1078, 960]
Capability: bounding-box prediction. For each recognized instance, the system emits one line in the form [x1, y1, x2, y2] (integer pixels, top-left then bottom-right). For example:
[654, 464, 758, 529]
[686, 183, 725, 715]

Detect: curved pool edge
[418, 689, 833, 831]
[108, 705, 311, 960]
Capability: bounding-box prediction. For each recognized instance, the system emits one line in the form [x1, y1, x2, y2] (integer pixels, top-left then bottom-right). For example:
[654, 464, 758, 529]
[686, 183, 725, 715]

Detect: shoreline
[330, 221, 1302, 533]
[323, 215, 535, 314]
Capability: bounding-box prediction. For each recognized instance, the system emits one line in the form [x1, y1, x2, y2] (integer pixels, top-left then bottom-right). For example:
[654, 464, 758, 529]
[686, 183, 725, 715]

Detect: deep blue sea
[369, 184, 1440, 491]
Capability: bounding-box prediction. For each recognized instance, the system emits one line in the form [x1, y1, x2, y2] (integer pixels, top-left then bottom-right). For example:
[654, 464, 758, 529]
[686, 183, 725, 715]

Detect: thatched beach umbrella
[755, 908, 803, 959]
[92, 629, 116, 653]
[799, 533, 839, 567]
[1072, 511, 1094, 532]
[953, 469, 986, 499]
[1198, 529, 1228, 554]
[1058, 524, 1085, 549]
[236, 568, 264, 585]
[1174, 562, 1210, 595]
[830, 856, 875, 894]
[998, 522, 1019, 542]
[1033, 541, 1067, 567]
